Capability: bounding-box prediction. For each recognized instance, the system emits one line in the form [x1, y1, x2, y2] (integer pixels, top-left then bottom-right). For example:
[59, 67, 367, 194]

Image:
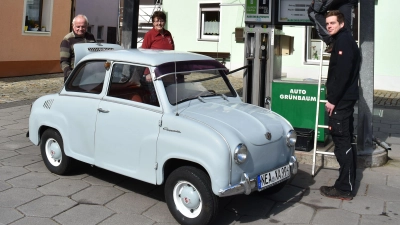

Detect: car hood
[180, 101, 285, 146]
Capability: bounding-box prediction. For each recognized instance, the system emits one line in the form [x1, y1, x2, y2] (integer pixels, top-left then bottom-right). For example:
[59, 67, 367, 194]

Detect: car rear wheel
[40, 128, 73, 175]
[165, 166, 218, 225]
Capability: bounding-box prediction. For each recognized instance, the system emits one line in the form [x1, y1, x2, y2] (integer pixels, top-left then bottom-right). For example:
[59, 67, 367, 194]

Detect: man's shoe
[325, 43, 333, 53]
[320, 186, 353, 200]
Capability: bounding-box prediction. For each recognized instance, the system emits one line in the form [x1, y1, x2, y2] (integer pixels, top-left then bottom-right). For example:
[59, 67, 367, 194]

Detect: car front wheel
[40, 128, 73, 175]
[165, 166, 218, 225]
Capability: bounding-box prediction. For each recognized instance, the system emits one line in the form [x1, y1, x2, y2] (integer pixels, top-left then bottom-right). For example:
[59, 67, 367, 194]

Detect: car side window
[108, 63, 160, 107]
[65, 61, 106, 94]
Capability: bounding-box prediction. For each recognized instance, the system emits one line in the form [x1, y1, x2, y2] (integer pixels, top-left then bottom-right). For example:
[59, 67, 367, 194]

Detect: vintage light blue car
[28, 43, 298, 225]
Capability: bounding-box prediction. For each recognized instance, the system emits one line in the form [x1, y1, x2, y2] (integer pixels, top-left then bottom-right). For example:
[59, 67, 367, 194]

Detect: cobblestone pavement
[1, 73, 399, 107]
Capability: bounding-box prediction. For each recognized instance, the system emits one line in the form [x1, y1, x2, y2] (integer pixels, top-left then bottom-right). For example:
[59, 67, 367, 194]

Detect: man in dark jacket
[308, 0, 359, 52]
[320, 10, 360, 201]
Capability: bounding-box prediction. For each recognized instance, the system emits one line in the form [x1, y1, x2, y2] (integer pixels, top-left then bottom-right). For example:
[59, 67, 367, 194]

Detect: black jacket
[326, 27, 360, 105]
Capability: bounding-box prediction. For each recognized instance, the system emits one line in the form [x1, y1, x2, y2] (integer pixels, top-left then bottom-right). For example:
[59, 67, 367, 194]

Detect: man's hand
[325, 101, 335, 116]
[145, 74, 152, 82]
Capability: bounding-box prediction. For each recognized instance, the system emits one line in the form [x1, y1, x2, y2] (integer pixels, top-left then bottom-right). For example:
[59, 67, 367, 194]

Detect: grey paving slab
[3, 122, 28, 130]
[99, 213, 155, 225]
[105, 192, 158, 214]
[0, 154, 42, 167]
[342, 196, 385, 215]
[0, 119, 16, 126]
[354, 180, 368, 196]
[367, 184, 400, 201]
[142, 202, 178, 223]
[263, 185, 305, 202]
[14, 118, 29, 124]
[0, 136, 10, 144]
[225, 194, 275, 217]
[386, 201, 400, 219]
[0, 114, 29, 121]
[7, 171, 58, 188]
[82, 170, 127, 186]
[312, 208, 360, 225]
[71, 185, 124, 205]
[0, 180, 11, 192]
[38, 178, 90, 196]
[210, 209, 238, 225]
[56, 172, 91, 180]
[300, 189, 342, 209]
[0, 207, 24, 224]
[387, 175, 400, 189]
[236, 216, 284, 225]
[360, 214, 400, 225]
[9, 217, 59, 225]
[0, 150, 19, 159]
[267, 202, 315, 224]
[25, 161, 49, 172]
[357, 169, 388, 185]
[0, 112, 11, 117]
[0, 166, 29, 181]
[0, 188, 42, 207]
[0, 140, 33, 151]
[370, 163, 400, 176]
[14, 145, 40, 155]
[0, 106, 30, 113]
[54, 204, 114, 225]
[115, 178, 158, 194]
[8, 133, 31, 142]
[17, 195, 77, 217]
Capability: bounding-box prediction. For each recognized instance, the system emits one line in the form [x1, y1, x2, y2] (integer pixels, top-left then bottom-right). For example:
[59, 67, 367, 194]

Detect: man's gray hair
[72, 14, 89, 26]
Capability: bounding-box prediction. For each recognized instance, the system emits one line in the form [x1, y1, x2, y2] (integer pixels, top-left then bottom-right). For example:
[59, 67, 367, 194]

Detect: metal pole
[357, 0, 374, 152]
[121, 0, 139, 49]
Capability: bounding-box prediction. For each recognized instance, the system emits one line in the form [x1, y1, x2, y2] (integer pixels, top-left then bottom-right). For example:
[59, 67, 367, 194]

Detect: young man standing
[320, 10, 360, 200]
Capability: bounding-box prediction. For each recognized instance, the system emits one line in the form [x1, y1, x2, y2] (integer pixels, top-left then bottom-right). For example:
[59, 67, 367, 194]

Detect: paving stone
[3, 122, 28, 130]
[0, 207, 24, 224]
[142, 202, 177, 223]
[386, 201, 400, 219]
[367, 184, 400, 201]
[210, 209, 239, 225]
[83, 170, 127, 186]
[371, 164, 400, 176]
[354, 180, 368, 196]
[115, 178, 158, 194]
[0, 119, 16, 126]
[0, 136, 10, 144]
[0, 154, 42, 167]
[14, 145, 40, 155]
[0, 166, 29, 181]
[0, 181, 11, 192]
[38, 178, 90, 196]
[9, 217, 59, 225]
[387, 175, 400, 189]
[8, 133, 31, 142]
[0, 140, 32, 150]
[25, 161, 49, 172]
[225, 194, 275, 217]
[359, 214, 400, 225]
[235, 216, 284, 225]
[17, 195, 76, 217]
[342, 195, 385, 215]
[300, 189, 341, 209]
[263, 185, 305, 202]
[267, 202, 314, 224]
[72, 185, 124, 205]
[7, 171, 58, 188]
[54, 204, 114, 225]
[0, 150, 19, 160]
[105, 192, 158, 214]
[312, 208, 360, 225]
[0, 188, 42, 207]
[357, 169, 388, 185]
[99, 213, 155, 225]
[0, 114, 29, 121]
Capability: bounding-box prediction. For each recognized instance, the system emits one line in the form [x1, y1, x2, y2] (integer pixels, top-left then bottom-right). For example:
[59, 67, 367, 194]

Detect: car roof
[76, 43, 214, 67]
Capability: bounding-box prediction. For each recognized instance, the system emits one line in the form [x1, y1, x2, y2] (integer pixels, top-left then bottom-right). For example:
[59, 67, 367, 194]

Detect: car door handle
[97, 108, 109, 113]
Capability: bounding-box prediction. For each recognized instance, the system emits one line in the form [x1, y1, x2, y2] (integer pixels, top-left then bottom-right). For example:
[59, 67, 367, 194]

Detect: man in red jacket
[320, 10, 360, 201]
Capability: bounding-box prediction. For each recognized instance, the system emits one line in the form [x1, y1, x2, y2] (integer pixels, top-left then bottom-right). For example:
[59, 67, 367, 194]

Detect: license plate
[257, 164, 290, 190]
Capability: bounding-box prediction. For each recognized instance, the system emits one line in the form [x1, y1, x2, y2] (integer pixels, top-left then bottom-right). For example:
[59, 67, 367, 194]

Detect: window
[108, 63, 159, 106]
[97, 26, 104, 41]
[23, 0, 53, 33]
[199, 3, 220, 41]
[65, 61, 106, 94]
[305, 6, 359, 63]
[87, 25, 94, 34]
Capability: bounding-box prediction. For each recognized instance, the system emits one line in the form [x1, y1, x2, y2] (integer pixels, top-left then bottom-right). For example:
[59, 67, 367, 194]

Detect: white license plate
[257, 164, 290, 190]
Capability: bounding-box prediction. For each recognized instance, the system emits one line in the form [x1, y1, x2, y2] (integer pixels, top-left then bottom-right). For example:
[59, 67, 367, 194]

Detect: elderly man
[320, 10, 360, 201]
[60, 14, 96, 82]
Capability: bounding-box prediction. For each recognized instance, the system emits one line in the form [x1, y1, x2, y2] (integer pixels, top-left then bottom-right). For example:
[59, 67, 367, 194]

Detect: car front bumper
[218, 156, 298, 197]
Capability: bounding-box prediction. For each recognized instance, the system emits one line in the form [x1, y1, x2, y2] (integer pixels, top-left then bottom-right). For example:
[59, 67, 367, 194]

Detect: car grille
[43, 99, 54, 109]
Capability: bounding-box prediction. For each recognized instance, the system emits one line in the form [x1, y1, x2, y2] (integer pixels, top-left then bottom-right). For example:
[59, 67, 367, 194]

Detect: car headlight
[286, 130, 297, 147]
[234, 144, 248, 164]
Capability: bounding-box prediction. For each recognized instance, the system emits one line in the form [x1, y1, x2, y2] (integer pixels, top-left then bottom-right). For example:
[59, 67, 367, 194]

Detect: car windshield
[161, 69, 237, 105]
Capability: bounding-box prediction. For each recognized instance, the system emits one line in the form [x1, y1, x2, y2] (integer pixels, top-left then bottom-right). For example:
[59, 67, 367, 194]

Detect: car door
[94, 63, 162, 184]
[58, 60, 107, 164]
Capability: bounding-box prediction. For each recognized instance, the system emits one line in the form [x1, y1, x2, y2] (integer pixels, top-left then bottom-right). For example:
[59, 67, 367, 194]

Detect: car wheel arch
[162, 158, 209, 184]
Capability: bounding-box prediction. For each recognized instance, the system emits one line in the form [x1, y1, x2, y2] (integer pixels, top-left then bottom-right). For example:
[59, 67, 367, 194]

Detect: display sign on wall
[245, 0, 272, 23]
[277, 0, 311, 24]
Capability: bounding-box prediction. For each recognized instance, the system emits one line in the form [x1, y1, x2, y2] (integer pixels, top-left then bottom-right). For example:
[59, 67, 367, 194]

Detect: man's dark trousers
[329, 100, 357, 193]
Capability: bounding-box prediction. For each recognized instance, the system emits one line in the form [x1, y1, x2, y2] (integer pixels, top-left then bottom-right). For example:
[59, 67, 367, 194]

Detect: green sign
[246, 0, 257, 14]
